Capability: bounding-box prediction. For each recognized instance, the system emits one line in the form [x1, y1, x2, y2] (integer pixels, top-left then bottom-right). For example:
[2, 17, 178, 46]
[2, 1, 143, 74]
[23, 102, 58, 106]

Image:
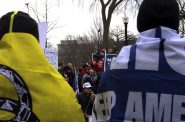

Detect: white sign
[44, 48, 58, 70]
[38, 22, 48, 49]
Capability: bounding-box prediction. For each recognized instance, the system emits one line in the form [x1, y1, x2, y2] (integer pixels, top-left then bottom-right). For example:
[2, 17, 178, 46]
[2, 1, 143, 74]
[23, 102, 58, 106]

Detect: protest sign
[44, 48, 58, 70]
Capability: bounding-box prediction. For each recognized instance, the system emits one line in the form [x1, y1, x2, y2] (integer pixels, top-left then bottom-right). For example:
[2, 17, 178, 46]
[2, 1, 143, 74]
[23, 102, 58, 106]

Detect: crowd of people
[58, 51, 105, 93]
[57, 51, 105, 121]
[0, 0, 184, 121]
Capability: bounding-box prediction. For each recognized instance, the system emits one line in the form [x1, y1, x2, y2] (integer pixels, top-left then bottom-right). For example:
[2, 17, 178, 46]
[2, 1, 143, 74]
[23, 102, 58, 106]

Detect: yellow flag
[0, 33, 85, 122]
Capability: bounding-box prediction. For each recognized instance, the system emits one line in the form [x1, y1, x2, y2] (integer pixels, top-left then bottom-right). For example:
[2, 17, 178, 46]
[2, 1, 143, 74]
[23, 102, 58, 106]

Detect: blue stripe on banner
[128, 45, 137, 70]
[155, 27, 174, 72]
[155, 27, 161, 38]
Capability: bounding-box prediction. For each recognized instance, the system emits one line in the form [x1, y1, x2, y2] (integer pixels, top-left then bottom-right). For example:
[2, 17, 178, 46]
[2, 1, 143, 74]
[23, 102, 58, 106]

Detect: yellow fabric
[0, 33, 85, 122]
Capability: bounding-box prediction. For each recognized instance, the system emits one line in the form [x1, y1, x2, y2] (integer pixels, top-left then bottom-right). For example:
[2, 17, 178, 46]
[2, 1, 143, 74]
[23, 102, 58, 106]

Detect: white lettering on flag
[124, 92, 185, 122]
[93, 91, 116, 121]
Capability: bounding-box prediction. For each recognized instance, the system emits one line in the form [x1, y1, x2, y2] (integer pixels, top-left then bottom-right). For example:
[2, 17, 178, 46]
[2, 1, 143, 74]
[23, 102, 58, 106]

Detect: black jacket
[76, 91, 93, 115]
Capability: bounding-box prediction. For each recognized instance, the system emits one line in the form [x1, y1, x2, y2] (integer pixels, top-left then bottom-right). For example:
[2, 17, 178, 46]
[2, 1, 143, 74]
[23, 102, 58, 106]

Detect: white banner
[38, 22, 48, 49]
[44, 48, 58, 70]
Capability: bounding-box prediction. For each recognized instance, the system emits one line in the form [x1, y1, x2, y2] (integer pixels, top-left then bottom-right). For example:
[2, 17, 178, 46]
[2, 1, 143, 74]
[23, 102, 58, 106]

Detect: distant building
[57, 40, 78, 65]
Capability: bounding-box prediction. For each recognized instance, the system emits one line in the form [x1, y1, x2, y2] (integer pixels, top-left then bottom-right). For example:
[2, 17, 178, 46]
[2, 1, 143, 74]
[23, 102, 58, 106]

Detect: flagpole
[104, 50, 107, 72]
[74, 67, 79, 94]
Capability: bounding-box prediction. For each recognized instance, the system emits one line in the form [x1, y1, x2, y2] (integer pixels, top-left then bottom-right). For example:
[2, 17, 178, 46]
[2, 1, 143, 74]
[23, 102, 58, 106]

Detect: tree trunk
[103, 22, 110, 50]
[100, 0, 122, 51]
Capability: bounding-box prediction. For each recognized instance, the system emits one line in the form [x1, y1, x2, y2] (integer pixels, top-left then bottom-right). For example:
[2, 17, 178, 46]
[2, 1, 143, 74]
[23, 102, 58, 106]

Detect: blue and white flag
[93, 27, 185, 122]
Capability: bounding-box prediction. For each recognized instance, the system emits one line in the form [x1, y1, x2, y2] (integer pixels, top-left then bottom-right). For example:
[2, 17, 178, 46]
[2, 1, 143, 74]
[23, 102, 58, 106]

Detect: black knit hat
[0, 11, 39, 41]
[137, 0, 179, 32]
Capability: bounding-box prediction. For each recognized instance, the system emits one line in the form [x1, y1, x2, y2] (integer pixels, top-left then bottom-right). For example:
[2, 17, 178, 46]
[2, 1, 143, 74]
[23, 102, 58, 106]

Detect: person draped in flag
[0, 11, 85, 122]
[93, 0, 185, 121]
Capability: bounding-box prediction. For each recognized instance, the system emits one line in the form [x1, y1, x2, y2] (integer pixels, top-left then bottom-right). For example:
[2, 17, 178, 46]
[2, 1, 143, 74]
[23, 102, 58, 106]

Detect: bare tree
[110, 26, 124, 43]
[58, 34, 97, 68]
[78, 0, 185, 49]
[26, 0, 62, 47]
[78, 0, 141, 51]
[110, 26, 137, 52]
[88, 17, 103, 52]
[98, 0, 124, 50]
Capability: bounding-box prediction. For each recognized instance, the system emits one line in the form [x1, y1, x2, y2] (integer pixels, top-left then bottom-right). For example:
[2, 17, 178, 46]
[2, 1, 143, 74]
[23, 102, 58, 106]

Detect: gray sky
[0, 0, 137, 46]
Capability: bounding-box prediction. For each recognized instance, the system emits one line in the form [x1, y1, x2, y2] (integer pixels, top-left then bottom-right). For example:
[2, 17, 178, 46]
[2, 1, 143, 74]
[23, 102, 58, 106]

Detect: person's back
[0, 11, 85, 122]
[93, 0, 185, 121]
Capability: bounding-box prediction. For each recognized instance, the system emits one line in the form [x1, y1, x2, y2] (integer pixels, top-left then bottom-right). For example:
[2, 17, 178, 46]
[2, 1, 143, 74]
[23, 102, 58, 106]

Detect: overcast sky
[0, 0, 137, 46]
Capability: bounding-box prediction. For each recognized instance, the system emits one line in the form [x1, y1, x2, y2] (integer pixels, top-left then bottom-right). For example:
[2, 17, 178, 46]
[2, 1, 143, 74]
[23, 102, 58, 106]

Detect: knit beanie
[137, 0, 179, 32]
[0, 11, 39, 41]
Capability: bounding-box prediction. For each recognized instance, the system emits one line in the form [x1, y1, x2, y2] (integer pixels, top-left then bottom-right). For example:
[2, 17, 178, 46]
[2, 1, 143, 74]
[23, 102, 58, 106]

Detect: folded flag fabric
[0, 32, 85, 122]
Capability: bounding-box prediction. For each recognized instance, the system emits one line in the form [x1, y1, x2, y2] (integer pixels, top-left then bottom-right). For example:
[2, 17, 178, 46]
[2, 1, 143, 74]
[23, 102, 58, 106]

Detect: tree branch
[115, 0, 124, 7]
[105, 0, 112, 6]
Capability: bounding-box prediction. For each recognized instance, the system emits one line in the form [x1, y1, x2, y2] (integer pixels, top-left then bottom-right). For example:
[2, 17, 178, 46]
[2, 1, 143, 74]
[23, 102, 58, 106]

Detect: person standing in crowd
[93, 0, 185, 121]
[58, 62, 64, 74]
[0, 11, 85, 122]
[92, 52, 104, 73]
[108, 48, 114, 54]
[82, 68, 98, 93]
[91, 52, 104, 83]
[77, 82, 96, 122]
[65, 63, 75, 87]
[79, 64, 90, 79]
[59, 62, 75, 88]
[78, 64, 91, 92]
